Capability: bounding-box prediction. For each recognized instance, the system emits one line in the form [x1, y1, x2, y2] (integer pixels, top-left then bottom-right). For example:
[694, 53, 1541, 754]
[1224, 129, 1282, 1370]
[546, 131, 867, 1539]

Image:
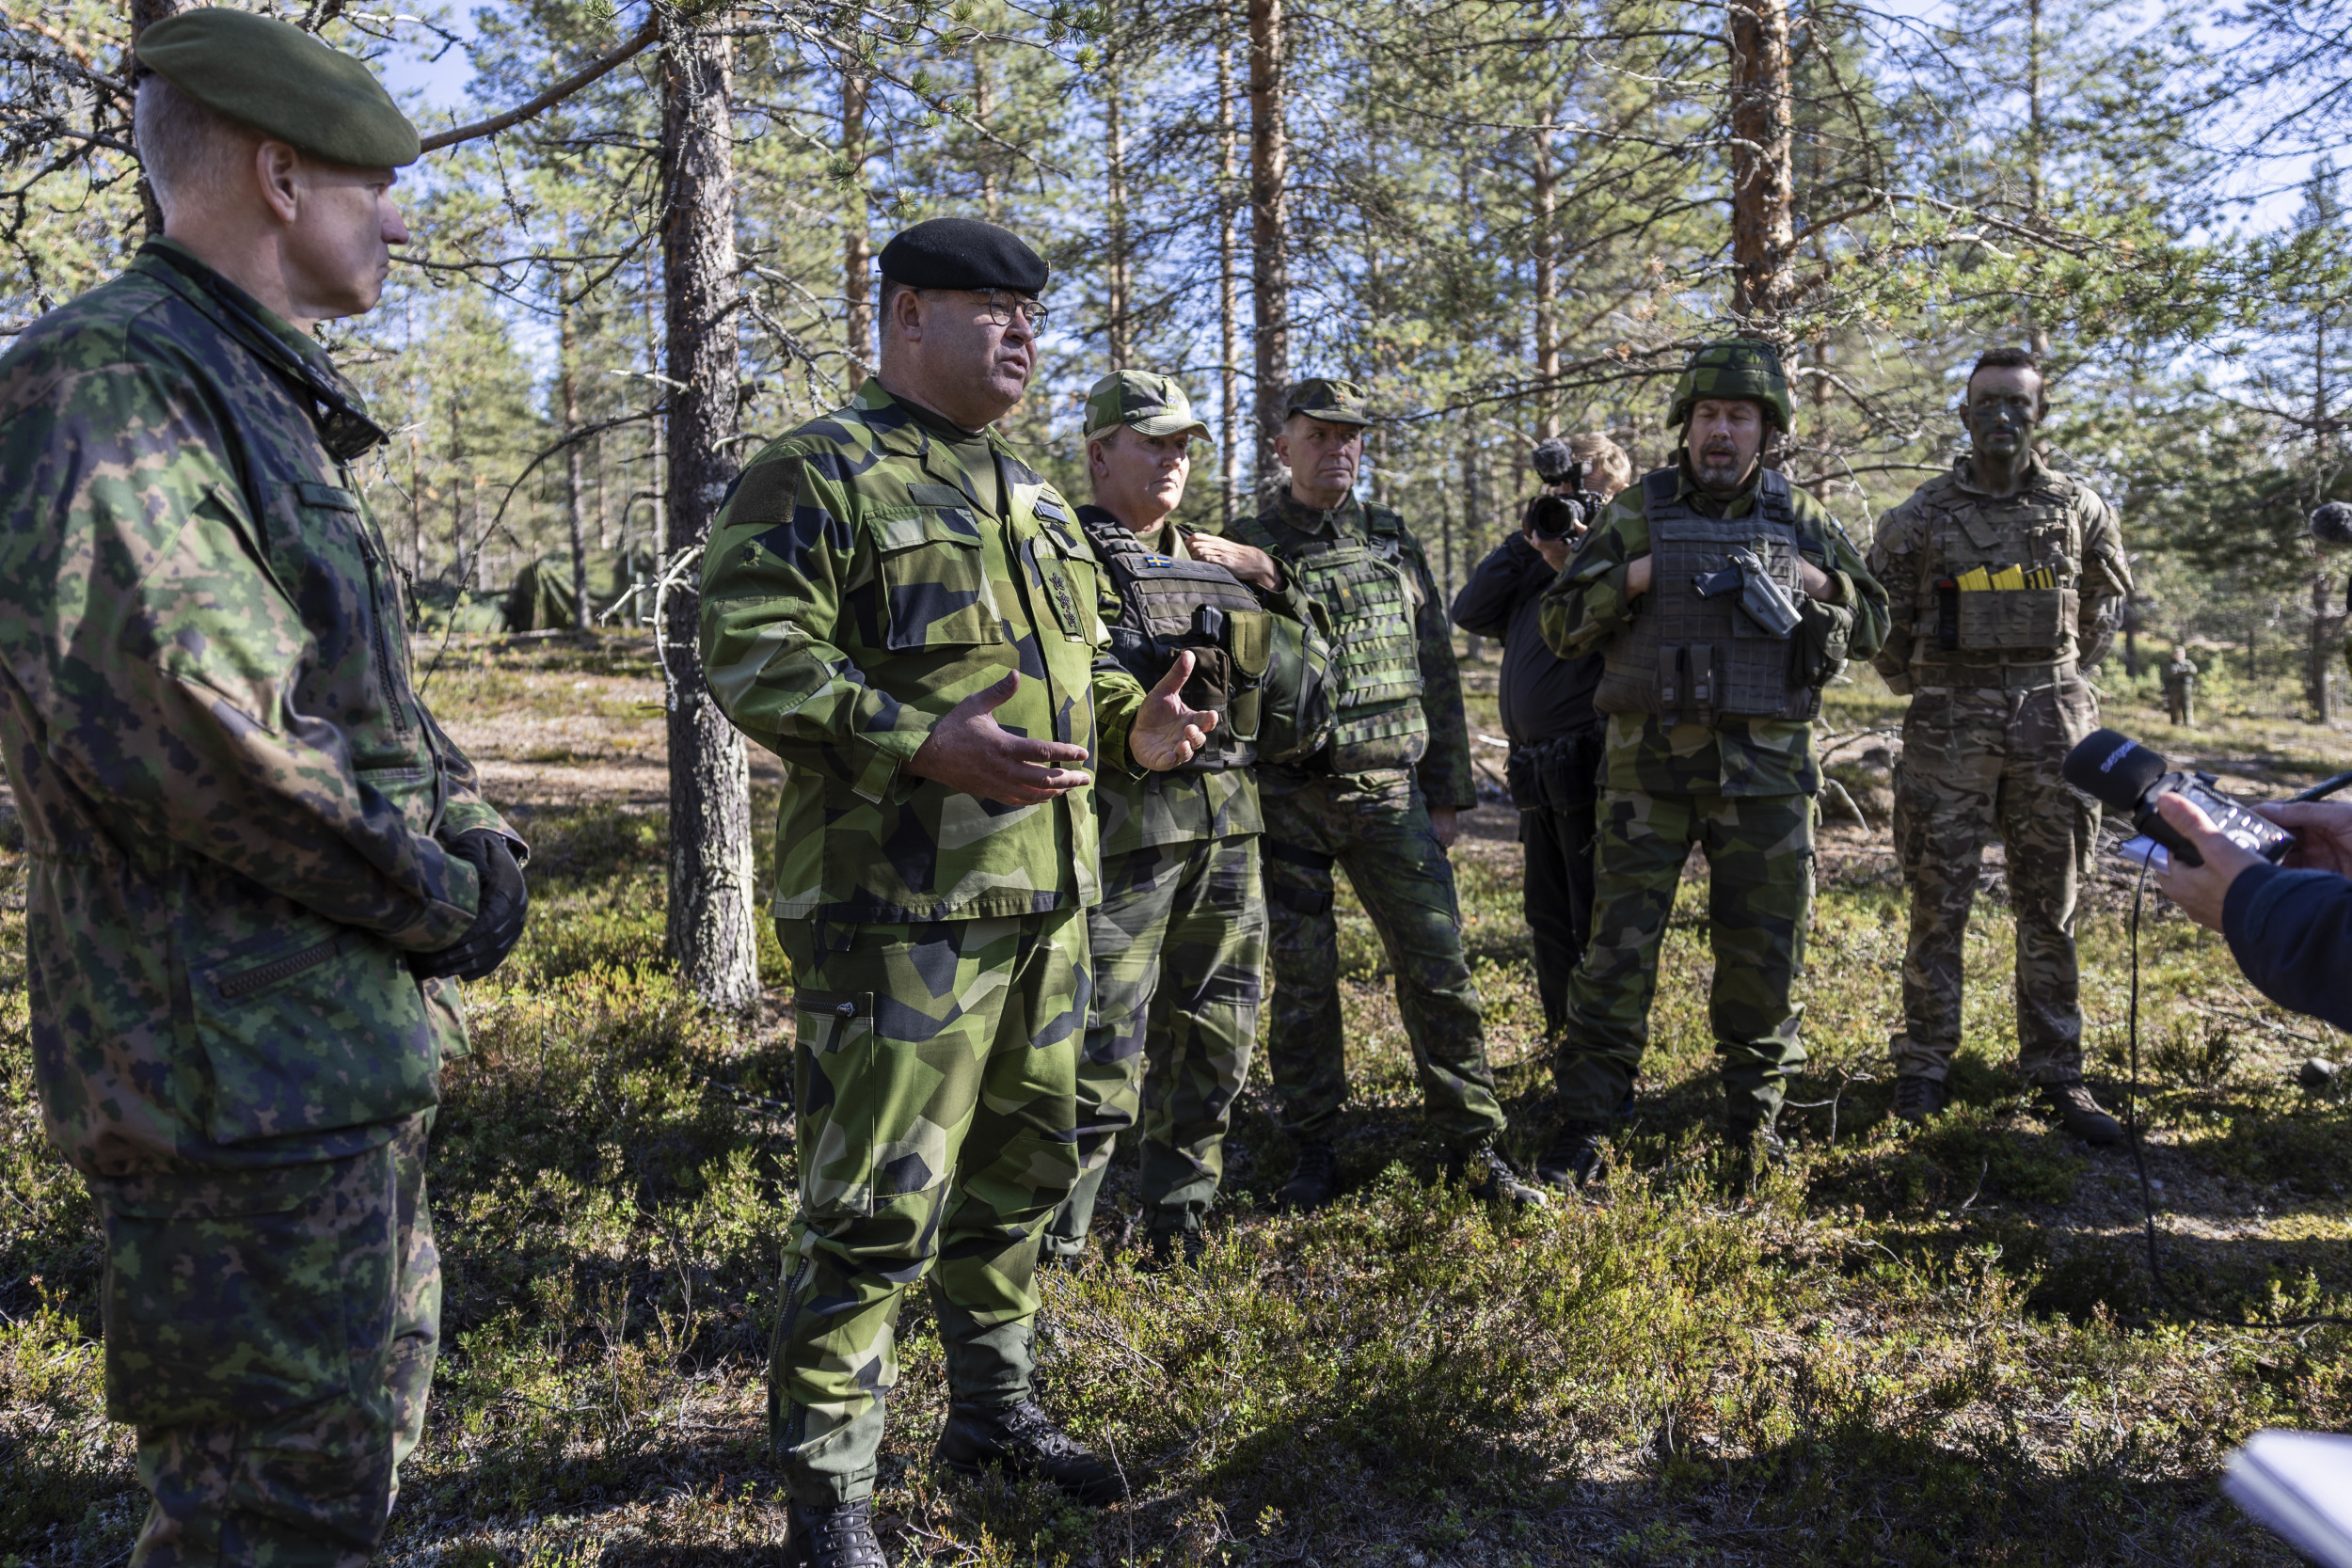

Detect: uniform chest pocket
[1025, 524, 1097, 642]
[873, 507, 1004, 651]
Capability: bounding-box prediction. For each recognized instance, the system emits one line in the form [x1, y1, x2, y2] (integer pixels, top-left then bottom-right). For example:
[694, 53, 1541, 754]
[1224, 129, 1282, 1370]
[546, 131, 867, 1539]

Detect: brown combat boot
[2040, 1081, 2123, 1147]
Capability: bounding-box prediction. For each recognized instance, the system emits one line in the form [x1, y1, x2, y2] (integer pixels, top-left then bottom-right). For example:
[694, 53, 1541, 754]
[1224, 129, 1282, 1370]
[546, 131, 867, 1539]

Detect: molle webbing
[1593, 467, 1816, 722]
[1286, 516, 1428, 772]
[1081, 515, 1269, 772]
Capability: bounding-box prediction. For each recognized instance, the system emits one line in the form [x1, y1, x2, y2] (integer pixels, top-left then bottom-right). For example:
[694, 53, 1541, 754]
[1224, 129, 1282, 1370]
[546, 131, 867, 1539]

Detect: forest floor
[5, 632, 2349, 1567]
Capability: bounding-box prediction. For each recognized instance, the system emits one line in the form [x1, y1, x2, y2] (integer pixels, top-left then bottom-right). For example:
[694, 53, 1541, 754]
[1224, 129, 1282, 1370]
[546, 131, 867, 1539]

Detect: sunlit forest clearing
[4, 633, 2346, 1565]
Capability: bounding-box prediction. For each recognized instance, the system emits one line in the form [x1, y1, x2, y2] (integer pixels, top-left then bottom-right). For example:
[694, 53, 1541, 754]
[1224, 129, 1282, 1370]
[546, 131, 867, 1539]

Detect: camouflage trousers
[1559, 790, 1815, 1131]
[1042, 834, 1265, 1261]
[1891, 678, 2101, 1085]
[1259, 768, 1504, 1148]
[771, 911, 1085, 1506]
[95, 1115, 438, 1568]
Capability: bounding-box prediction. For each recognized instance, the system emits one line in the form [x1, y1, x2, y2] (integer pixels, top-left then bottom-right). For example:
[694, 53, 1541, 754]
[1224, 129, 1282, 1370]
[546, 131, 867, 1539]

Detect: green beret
[1282, 376, 1373, 427]
[136, 8, 421, 169]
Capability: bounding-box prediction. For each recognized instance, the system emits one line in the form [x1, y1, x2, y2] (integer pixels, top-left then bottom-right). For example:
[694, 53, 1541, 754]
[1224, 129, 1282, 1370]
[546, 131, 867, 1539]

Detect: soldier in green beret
[700, 221, 1220, 1565]
[0, 10, 526, 1563]
[1539, 341, 1888, 1188]
[1039, 370, 1325, 1272]
[1223, 378, 1546, 1212]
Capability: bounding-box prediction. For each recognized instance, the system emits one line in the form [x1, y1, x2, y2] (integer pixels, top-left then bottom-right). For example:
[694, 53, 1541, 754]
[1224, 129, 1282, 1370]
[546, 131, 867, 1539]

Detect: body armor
[1081, 513, 1272, 772]
[1282, 506, 1428, 772]
[1912, 471, 2085, 675]
[1595, 467, 1818, 722]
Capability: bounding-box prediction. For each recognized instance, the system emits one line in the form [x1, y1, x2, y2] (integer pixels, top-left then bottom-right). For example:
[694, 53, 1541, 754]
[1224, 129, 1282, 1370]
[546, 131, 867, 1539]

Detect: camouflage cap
[1666, 339, 1794, 433]
[1084, 370, 1213, 444]
[1282, 376, 1374, 427]
[136, 8, 421, 168]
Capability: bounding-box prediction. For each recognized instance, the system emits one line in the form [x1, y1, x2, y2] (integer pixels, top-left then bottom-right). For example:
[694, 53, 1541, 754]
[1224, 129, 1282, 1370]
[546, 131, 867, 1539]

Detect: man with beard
[1538, 340, 1888, 1189]
[698, 220, 1217, 1566]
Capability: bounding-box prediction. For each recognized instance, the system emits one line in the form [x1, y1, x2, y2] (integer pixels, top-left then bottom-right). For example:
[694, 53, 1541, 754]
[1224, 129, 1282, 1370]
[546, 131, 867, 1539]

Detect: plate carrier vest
[1081, 513, 1273, 773]
[1913, 473, 2084, 672]
[1281, 505, 1429, 773]
[1594, 467, 1819, 723]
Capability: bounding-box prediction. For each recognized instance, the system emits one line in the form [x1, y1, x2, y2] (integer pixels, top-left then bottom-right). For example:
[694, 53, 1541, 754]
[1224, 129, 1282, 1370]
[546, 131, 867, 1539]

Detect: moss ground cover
[2, 636, 2345, 1565]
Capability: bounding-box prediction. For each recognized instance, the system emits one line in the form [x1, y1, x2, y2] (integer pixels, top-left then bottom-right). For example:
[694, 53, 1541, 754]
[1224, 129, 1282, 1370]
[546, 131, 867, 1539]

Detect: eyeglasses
[979, 290, 1048, 331]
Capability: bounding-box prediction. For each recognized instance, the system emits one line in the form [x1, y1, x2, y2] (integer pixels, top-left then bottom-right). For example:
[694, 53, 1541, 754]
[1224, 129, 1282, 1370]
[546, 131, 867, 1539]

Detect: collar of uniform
[1949, 451, 2052, 499]
[1079, 502, 1185, 557]
[1275, 488, 1362, 537]
[136, 240, 336, 378]
[855, 377, 1011, 511]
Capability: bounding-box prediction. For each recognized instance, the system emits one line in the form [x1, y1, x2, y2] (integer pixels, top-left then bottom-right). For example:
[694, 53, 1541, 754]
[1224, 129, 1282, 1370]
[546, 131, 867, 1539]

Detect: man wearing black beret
[700, 218, 1217, 1565]
[0, 8, 527, 1564]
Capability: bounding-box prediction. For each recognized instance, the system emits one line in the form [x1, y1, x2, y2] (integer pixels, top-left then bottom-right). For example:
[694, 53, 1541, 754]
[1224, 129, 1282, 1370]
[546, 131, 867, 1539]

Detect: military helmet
[1666, 339, 1793, 433]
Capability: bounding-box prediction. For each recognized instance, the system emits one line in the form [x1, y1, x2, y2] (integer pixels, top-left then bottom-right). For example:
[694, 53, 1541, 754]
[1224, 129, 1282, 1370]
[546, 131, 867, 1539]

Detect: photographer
[2154, 794, 2352, 1033]
[1451, 432, 1632, 1040]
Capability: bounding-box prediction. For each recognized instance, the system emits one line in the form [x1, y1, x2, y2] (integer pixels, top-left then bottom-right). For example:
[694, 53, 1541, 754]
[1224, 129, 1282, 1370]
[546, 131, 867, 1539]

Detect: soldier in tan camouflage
[0, 15, 529, 1564]
[1867, 347, 2130, 1144]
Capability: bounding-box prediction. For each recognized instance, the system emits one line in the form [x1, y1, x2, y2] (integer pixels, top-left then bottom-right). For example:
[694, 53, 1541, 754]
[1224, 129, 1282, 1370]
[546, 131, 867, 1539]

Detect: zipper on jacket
[215, 938, 340, 999]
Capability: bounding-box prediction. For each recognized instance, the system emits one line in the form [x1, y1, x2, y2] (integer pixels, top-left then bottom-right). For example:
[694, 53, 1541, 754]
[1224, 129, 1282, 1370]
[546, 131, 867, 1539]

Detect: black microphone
[2311, 500, 2352, 545]
[2062, 727, 2293, 868]
[2061, 728, 2168, 812]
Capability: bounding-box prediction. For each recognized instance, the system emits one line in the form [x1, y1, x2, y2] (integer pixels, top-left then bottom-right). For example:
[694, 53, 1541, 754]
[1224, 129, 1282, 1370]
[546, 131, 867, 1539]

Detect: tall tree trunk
[660, 17, 759, 1015]
[1532, 107, 1561, 440]
[843, 69, 874, 387]
[128, 0, 196, 236]
[561, 305, 591, 633]
[2023, 0, 2050, 355]
[974, 50, 1001, 223]
[1216, 21, 1242, 528]
[1104, 51, 1132, 369]
[2312, 570, 2339, 721]
[1248, 0, 1289, 488]
[1726, 0, 1794, 331]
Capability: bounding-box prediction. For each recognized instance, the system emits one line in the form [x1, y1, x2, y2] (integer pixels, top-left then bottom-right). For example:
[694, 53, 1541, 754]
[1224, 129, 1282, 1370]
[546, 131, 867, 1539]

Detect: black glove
[410, 829, 529, 982]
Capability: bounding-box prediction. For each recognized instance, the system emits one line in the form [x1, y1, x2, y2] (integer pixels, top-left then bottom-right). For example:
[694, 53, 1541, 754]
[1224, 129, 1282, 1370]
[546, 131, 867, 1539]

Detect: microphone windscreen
[2062, 728, 2168, 810]
[2312, 501, 2352, 544]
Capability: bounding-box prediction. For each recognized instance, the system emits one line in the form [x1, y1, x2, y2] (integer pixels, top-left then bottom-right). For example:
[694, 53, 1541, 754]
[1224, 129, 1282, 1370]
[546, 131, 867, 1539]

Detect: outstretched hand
[1129, 651, 1219, 772]
[907, 673, 1092, 806]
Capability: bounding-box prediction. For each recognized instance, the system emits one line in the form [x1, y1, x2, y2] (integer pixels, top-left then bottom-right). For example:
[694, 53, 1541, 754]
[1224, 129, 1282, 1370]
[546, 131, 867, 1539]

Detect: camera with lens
[2061, 728, 2295, 869]
[1524, 436, 1605, 542]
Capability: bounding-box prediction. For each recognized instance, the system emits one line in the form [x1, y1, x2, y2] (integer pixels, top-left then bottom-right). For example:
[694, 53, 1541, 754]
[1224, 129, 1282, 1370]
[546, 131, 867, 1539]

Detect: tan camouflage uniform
[1868, 453, 2131, 1085]
[0, 239, 509, 1565]
[699, 379, 1149, 1505]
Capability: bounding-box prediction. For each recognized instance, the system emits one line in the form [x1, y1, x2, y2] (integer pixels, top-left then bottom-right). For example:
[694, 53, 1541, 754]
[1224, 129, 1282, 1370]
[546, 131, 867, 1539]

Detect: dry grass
[3, 635, 2346, 1566]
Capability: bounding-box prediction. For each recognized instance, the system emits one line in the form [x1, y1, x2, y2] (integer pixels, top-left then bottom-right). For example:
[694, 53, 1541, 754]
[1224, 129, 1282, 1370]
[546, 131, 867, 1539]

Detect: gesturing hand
[907, 673, 1092, 806]
[1188, 533, 1280, 589]
[1129, 651, 1220, 772]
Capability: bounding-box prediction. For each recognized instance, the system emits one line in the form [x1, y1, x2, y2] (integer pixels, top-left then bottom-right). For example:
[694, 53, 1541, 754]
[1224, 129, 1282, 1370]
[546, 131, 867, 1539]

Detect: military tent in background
[502, 557, 578, 633]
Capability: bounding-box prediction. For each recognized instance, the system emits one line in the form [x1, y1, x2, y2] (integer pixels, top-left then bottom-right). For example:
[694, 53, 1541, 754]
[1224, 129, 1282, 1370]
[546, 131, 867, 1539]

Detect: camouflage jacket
[0, 241, 511, 1181]
[1540, 460, 1888, 797]
[699, 380, 1148, 922]
[1224, 491, 1474, 810]
[1085, 509, 1316, 859]
[1867, 454, 2131, 694]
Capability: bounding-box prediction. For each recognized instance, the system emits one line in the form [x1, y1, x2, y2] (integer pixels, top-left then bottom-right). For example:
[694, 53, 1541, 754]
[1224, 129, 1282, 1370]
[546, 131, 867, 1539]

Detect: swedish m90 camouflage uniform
[1542, 461, 1887, 1136]
[699, 380, 1148, 1505]
[1225, 492, 1505, 1152]
[1040, 501, 1313, 1261]
[1867, 454, 2130, 1087]
[0, 239, 511, 1564]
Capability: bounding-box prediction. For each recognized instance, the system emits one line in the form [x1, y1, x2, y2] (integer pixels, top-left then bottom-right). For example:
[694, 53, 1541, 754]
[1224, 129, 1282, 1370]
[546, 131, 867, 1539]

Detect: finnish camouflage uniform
[698, 380, 1149, 1505]
[1867, 454, 2130, 1086]
[1226, 492, 1505, 1150]
[0, 240, 510, 1564]
[1040, 507, 1293, 1260]
[1542, 461, 1888, 1132]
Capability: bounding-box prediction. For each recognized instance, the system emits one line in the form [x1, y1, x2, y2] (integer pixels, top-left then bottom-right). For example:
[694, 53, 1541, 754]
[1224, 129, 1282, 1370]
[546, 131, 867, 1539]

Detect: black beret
[878, 218, 1049, 293]
[137, 8, 420, 168]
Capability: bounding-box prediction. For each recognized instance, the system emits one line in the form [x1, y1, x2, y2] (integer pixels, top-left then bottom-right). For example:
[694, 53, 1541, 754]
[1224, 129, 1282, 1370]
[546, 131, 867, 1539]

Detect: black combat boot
[1535, 1119, 1609, 1191]
[1278, 1140, 1338, 1212]
[1893, 1074, 1947, 1126]
[1140, 1226, 1206, 1273]
[2040, 1081, 2123, 1146]
[934, 1399, 1129, 1504]
[789, 1497, 888, 1568]
[1451, 1140, 1549, 1207]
